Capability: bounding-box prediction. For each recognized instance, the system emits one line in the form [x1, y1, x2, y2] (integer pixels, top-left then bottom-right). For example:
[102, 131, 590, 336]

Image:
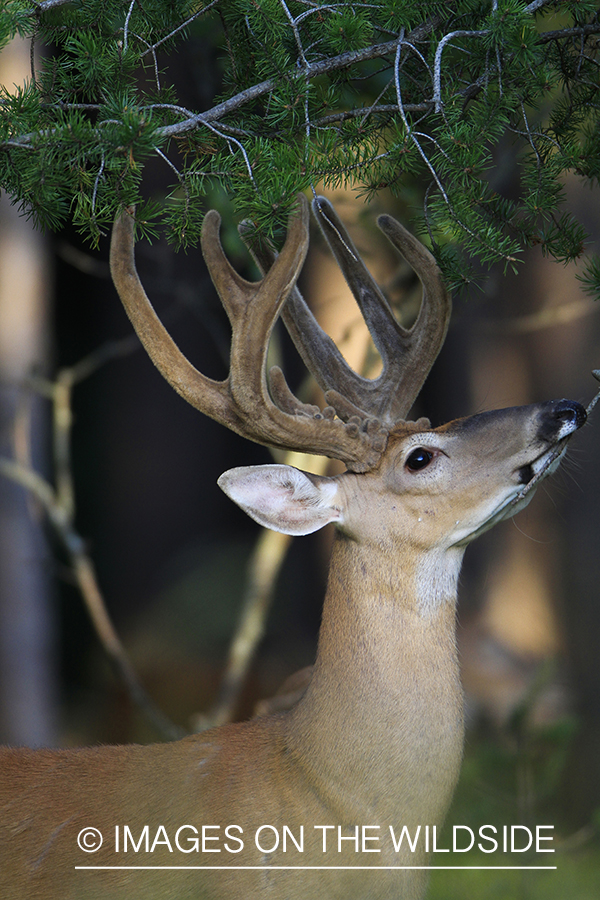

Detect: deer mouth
[517, 440, 568, 487]
[531, 441, 569, 478]
[454, 436, 573, 548]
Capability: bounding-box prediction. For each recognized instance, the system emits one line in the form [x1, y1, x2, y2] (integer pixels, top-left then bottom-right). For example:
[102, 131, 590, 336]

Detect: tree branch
[0, 456, 184, 740]
[157, 23, 441, 139]
[538, 24, 600, 45]
[0, 334, 187, 741]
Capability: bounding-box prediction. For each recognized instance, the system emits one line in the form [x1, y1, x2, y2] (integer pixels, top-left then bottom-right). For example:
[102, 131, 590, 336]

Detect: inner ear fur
[218, 464, 342, 536]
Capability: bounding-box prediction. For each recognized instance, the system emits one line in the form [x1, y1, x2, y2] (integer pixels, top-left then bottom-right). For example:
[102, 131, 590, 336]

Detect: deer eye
[405, 447, 434, 472]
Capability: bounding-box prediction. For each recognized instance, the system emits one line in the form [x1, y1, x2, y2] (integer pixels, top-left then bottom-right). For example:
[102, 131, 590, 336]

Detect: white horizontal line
[76, 865, 557, 871]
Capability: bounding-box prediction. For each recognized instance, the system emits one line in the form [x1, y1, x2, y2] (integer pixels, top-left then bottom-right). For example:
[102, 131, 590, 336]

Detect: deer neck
[286, 532, 465, 827]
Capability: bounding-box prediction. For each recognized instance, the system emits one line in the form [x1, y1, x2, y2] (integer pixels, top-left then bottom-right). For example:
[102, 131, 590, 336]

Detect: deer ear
[218, 465, 342, 536]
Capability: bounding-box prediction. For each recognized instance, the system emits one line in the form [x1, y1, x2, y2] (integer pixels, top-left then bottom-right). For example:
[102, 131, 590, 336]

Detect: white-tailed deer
[0, 195, 588, 900]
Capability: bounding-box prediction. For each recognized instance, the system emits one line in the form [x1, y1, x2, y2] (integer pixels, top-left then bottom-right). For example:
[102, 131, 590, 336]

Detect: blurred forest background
[1, 3, 600, 897]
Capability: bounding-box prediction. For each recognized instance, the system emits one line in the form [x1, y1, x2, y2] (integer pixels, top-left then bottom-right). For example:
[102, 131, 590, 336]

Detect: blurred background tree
[0, 3, 600, 895]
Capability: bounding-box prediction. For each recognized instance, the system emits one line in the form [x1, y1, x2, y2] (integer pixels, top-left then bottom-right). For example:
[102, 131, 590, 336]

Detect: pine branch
[0, 0, 598, 288]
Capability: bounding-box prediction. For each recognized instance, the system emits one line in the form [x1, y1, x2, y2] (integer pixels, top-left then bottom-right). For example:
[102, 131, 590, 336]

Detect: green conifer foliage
[1, 1, 599, 291]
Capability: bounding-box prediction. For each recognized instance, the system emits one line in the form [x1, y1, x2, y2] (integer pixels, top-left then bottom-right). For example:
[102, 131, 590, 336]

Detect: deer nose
[536, 399, 586, 444]
[553, 399, 587, 430]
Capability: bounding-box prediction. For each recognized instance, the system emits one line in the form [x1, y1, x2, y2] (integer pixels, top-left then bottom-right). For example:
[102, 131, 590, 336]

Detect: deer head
[110, 195, 585, 567]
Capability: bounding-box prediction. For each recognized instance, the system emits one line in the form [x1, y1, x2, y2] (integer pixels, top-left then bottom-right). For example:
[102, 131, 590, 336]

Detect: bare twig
[314, 103, 431, 128]
[197, 446, 331, 732]
[123, 0, 136, 54]
[279, 0, 309, 70]
[28, 0, 71, 12]
[0, 456, 184, 740]
[197, 528, 293, 730]
[139, 0, 223, 59]
[433, 30, 488, 112]
[587, 370, 600, 415]
[524, 0, 560, 13]
[509, 371, 600, 508]
[394, 36, 451, 208]
[2, 332, 187, 740]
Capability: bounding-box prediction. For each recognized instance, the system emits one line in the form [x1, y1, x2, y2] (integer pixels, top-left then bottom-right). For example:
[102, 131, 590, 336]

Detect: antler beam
[109, 197, 387, 473]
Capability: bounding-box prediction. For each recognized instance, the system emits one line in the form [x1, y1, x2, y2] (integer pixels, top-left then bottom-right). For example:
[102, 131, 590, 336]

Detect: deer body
[0, 536, 462, 899]
[0, 194, 588, 899]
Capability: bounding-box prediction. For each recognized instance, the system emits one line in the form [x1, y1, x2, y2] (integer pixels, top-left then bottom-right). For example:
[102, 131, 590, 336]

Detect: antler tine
[376, 213, 452, 419]
[110, 199, 386, 473]
[312, 197, 452, 423]
[242, 196, 452, 427]
[238, 219, 370, 424]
